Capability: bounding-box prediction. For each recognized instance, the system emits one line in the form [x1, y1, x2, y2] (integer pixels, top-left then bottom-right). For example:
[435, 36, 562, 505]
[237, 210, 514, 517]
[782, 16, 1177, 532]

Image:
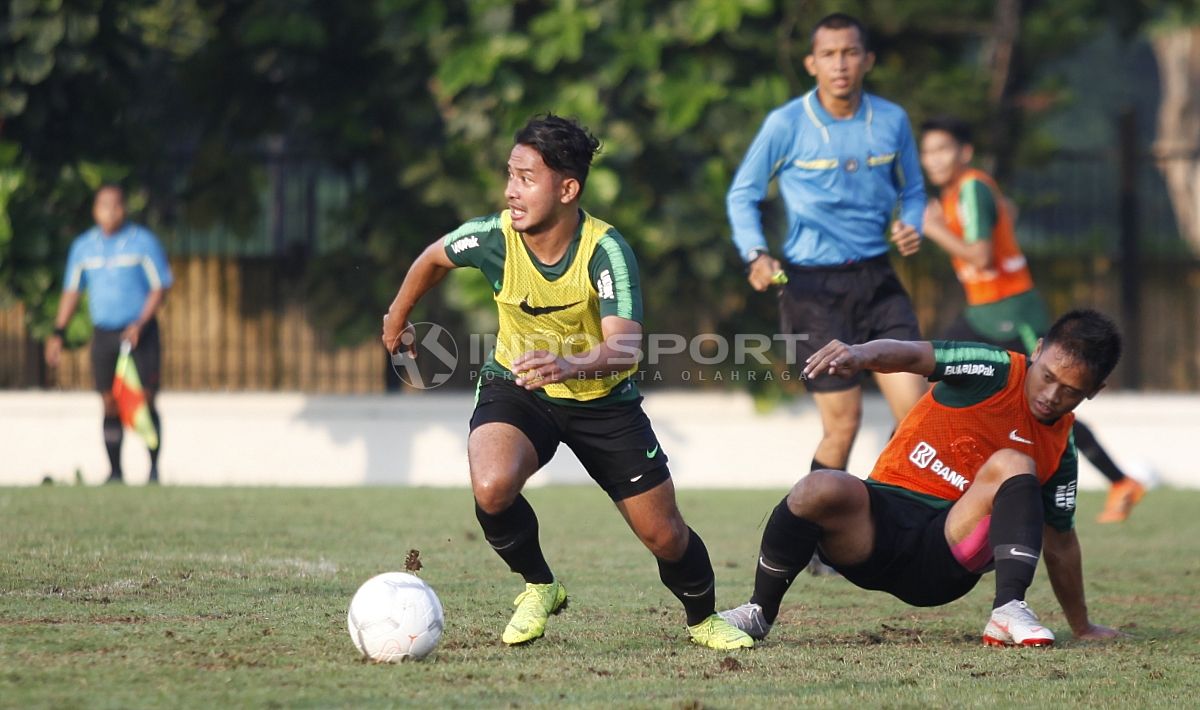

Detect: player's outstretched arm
[1042, 525, 1123, 641]
[382, 239, 458, 356]
[802, 339, 935, 381]
[513, 316, 642, 390]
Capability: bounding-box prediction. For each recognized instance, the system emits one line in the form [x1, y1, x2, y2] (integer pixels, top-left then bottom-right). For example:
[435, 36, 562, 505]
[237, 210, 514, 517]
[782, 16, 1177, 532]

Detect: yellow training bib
[493, 210, 637, 401]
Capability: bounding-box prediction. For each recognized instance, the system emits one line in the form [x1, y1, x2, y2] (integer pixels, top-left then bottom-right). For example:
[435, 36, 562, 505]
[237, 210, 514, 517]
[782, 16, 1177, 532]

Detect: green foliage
[0, 0, 1171, 375]
[2, 486, 1199, 707]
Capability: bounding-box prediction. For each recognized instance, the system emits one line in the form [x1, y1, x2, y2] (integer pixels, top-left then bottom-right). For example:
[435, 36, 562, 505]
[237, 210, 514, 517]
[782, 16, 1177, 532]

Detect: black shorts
[469, 375, 670, 501]
[779, 255, 921, 393]
[940, 314, 1026, 353]
[826, 482, 982, 607]
[91, 319, 162, 393]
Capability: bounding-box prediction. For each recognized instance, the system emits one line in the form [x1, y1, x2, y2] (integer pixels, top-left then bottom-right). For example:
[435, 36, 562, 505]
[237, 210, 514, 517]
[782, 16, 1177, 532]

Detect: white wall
[0, 390, 1191, 489]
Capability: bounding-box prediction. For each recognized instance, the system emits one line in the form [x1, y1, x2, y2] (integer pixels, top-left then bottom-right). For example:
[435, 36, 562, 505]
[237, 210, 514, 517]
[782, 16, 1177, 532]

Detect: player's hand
[512, 350, 577, 390]
[44, 336, 63, 368]
[890, 221, 921, 257]
[1073, 623, 1126, 641]
[121, 323, 142, 349]
[747, 254, 784, 292]
[381, 314, 416, 358]
[802, 339, 864, 380]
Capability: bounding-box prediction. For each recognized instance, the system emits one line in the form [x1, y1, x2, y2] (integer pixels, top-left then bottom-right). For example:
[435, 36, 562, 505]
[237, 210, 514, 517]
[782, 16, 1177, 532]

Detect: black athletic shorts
[779, 254, 921, 393]
[825, 481, 982, 607]
[91, 319, 162, 393]
[469, 374, 670, 502]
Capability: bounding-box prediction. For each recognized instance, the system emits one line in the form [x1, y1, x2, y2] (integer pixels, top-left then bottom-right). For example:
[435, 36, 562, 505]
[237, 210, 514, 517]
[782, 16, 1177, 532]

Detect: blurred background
[2, 0, 1199, 397]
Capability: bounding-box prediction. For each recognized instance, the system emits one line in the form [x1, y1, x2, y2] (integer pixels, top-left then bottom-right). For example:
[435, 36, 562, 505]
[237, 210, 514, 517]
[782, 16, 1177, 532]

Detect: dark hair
[1043, 309, 1123, 387]
[919, 115, 973, 146]
[810, 13, 870, 52]
[513, 114, 601, 191]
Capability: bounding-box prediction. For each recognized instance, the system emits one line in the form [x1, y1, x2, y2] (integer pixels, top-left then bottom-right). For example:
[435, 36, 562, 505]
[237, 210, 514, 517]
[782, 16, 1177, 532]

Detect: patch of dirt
[405, 549, 423, 572]
[718, 656, 743, 672]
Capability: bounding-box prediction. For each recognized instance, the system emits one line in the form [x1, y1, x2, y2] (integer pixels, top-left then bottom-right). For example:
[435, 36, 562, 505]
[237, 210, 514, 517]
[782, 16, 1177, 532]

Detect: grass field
[2, 485, 1198, 709]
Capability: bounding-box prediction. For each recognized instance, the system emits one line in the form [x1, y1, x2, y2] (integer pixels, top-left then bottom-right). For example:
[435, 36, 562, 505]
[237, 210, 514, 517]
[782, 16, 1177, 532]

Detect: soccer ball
[347, 572, 444, 662]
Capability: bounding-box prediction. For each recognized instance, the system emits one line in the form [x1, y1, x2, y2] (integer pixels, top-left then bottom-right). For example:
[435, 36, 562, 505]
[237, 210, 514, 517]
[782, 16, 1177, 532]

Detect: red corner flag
[113, 340, 159, 451]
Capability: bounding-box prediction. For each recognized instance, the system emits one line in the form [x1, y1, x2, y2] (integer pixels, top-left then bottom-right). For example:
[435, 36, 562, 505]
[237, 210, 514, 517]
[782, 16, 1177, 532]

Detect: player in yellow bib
[382, 115, 752, 650]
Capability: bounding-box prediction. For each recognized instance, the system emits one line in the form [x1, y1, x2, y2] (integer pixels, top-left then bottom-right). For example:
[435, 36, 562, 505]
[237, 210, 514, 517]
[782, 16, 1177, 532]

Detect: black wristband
[53, 327, 66, 339]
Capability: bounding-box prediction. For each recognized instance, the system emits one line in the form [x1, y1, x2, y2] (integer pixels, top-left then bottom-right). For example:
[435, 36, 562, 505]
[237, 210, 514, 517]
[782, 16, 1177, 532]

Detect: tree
[1150, 23, 1200, 255]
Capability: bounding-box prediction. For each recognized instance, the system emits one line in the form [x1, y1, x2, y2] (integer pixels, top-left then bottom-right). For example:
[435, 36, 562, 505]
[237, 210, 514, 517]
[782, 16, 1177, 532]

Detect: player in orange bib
[918, 115, 1146, 524]
[721, 310, 1125, 647]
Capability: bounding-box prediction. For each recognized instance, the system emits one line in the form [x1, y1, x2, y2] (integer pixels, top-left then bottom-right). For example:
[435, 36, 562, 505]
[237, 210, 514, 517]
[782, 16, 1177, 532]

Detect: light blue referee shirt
[727, 89, 925, 267]
[63, 223, 173, 329]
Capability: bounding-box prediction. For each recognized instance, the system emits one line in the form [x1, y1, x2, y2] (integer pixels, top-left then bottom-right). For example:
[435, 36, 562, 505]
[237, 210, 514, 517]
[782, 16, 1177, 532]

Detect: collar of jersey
[803, 89, 874, 143]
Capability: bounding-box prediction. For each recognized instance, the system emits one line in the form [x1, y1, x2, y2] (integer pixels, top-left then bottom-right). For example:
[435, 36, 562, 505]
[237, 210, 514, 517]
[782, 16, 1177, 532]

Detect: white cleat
[983, 600, 1055, 647]
[718, 602, 773, 640]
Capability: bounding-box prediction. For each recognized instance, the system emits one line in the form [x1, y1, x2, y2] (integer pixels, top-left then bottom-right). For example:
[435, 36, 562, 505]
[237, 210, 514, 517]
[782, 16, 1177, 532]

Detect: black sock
[751, 498, 821, 623]
[474, 495, 553, 584]
[1073, 421, 1124, 484]
[103, 416, 123, 479]
[810, 458, 836, 472]
[990, 475, 1044, 608]
[148, 408, 161, 479]
[656, 527, 716, 626]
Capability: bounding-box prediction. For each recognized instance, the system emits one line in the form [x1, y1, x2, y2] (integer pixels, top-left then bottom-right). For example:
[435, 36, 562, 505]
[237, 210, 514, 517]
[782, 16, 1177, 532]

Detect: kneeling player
[722, 310, 1124, 646]
[383, 114, 751, 650]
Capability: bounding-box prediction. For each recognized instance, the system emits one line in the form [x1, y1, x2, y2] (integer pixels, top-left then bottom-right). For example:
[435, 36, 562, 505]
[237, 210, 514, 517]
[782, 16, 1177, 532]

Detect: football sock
[148, 408, 161, 480]
[990, 474, 1043, 608]
[103, 415, 123, 479]
[656, 527, 716, 626]
[474, 495, 554, 584]
[810, 457, 837, 472]
[1073, 420, 1125, 484]
[751, 498, 821, 623]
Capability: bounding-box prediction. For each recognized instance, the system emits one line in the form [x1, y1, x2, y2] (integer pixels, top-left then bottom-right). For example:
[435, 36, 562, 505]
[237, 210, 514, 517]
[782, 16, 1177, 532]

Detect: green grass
[2, 486, 1198, 709]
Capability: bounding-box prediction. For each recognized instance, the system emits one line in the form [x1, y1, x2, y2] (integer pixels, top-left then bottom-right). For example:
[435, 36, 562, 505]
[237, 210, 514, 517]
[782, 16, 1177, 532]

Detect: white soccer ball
[347, 572, 444, 662]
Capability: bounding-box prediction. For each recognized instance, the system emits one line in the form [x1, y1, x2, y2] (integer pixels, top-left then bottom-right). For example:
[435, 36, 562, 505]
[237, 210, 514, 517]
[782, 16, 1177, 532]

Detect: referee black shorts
[469, 374, 670, 502]
[779, 254, 921, 393]
[90, 318, 162, 393]
[826, 481, 982, 607]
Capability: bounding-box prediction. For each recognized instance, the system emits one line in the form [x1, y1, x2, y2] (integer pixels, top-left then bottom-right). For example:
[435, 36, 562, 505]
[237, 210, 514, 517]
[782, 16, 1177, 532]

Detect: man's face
[920, 130, 972, 189]
[1025, 341, 1102, 423]
[93, 188, 126, 235]
[805, 26, 874, 102]
[504, 143, 574, 235]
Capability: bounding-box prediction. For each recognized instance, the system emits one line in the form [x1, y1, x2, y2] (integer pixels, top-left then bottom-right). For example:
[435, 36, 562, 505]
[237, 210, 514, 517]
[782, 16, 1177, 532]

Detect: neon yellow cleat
[502, 580, 568, 645]
[687, 613, 755, 650]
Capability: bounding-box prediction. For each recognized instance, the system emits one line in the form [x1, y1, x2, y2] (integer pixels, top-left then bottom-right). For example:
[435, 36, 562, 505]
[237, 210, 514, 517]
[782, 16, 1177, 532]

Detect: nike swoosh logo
[1008, 429, 1033, 444]
[645, 445, 659, 458]
[519, 297, 580, 316]
[1010, 548, 1039, 559]
[629, 474, 644, 483]
[758, 556, 789, 574]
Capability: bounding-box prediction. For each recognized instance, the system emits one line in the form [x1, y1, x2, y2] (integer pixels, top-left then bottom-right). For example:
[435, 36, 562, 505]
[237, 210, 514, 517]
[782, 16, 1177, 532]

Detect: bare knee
[785, 469, 858, 520]
[100, 393, 118, 416]
[977, 448, 1036, 484]
[470, 467, 522, 514]
[639, 512, 689, 560]
[825, 405, 862, 436]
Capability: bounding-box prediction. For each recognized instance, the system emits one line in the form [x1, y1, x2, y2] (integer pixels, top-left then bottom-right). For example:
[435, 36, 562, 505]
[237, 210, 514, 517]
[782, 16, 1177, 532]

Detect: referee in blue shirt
[720, 13, 926, 477]
[727, 14, 928, 486]
[45, 186, 173, 484]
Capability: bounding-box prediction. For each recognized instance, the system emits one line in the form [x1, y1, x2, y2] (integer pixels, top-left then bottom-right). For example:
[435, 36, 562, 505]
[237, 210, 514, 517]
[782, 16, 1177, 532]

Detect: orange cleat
[1097, 477, 1146, 523]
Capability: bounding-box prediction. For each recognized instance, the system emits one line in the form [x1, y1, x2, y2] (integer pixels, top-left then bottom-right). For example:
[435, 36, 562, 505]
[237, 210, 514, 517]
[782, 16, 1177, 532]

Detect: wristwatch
[745, 248, 770, 265]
